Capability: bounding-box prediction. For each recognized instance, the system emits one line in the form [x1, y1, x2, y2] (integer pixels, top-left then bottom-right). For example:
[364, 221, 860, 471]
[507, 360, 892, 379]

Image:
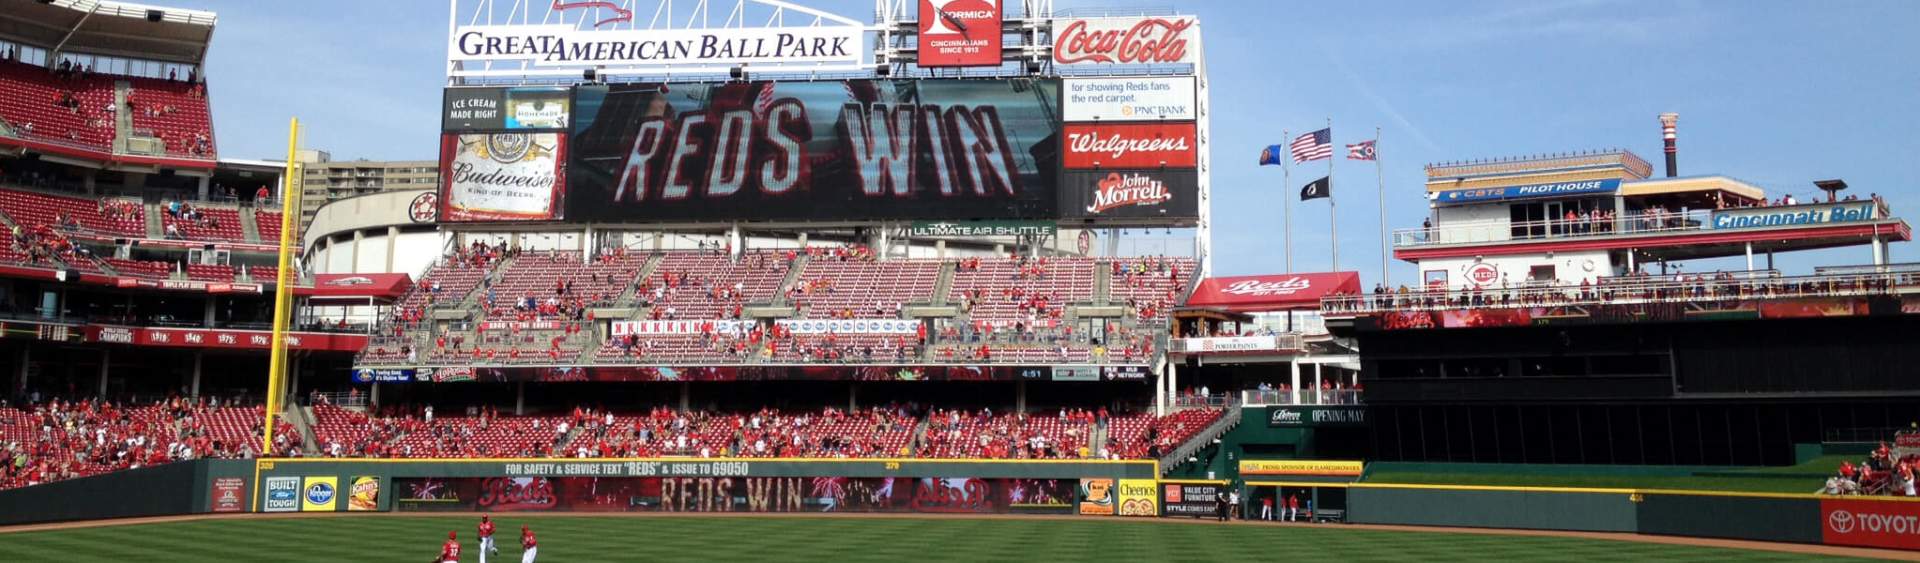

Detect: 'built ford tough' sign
[1434, 179, 1621, 205]
[1711, 202, 1877, 230]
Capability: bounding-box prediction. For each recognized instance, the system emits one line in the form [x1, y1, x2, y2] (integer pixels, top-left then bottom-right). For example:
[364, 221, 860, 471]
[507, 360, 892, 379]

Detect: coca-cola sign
[1063, 123, 1196, 169]
[1053, 17, 1199, 66]
[1061, 169, 1197, 220]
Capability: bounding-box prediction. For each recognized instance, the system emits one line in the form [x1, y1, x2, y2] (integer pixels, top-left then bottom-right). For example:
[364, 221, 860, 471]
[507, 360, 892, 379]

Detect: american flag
[1291, 128, 1332, 163]
[1347, 139, 1376, 161]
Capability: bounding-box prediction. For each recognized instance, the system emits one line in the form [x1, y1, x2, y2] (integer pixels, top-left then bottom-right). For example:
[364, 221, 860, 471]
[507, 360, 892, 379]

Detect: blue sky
[189, 0, 1917, 280]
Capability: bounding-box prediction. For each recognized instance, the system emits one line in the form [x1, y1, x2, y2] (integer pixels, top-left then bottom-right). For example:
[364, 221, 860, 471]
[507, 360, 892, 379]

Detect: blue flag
[1258, 145, 1285, 166]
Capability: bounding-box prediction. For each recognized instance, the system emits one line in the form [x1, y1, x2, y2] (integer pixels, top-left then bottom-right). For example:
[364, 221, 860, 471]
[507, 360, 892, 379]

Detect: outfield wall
[1347, 484, 1637, 532]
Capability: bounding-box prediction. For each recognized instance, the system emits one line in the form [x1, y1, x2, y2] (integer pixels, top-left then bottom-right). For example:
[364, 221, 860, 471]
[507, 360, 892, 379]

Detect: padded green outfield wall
[1347, 484, 1639, 533]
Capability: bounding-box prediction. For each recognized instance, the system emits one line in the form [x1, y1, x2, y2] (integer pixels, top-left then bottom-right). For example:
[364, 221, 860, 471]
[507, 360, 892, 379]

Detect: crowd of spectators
[1330, 268, 1920, 314]
[1, 394, 298, 491]
[1825, 440, 1920, 497]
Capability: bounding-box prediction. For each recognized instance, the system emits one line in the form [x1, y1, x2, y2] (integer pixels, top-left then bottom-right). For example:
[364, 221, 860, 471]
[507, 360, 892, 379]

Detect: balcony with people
[1322, 266, 1920, 315]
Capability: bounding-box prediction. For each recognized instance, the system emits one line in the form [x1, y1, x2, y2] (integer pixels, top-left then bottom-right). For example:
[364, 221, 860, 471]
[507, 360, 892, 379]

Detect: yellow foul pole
[264, 117, 301, 455]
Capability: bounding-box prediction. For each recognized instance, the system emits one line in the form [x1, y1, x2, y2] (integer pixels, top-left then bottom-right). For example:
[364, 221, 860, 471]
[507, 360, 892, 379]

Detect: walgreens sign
[1063, 123, 1197, 169]
[1822, 498, 1920, 550]
[1052, 17, 1198, 66]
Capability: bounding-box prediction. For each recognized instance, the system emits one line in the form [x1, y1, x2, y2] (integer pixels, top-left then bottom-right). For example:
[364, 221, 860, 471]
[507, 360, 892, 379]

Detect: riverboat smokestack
[1659, 112, 1678, 177]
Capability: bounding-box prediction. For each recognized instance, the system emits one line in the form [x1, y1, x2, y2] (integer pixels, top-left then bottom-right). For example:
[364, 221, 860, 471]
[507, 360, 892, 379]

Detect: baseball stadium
[0, 0, 1916, 561]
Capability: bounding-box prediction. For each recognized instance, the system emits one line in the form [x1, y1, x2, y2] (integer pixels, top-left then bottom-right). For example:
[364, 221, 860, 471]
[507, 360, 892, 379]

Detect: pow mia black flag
[1300, 176, 1331, 201]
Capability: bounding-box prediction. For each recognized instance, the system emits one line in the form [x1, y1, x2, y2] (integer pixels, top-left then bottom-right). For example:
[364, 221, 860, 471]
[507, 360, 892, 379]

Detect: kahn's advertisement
[1060, 169, 1198, 220]
[438, 132, 567, 221]
[1063, 122, 1197, 169]
[567, 80, 1061, 222]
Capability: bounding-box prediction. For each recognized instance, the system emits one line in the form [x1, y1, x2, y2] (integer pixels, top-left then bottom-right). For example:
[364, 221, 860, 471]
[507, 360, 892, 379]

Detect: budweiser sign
[1221, 278, 1312, 297]
[1063, 123, 1197, 169]
[1086, 172, 1173, 214]
[1053, 17, 1198, 66]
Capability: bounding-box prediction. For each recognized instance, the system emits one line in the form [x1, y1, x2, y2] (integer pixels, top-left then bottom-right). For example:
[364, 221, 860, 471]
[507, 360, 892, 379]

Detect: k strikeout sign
[917, 0, 1002, 67]
[1052, 17, 1198, 66]
[1063, 123, 1197, 169]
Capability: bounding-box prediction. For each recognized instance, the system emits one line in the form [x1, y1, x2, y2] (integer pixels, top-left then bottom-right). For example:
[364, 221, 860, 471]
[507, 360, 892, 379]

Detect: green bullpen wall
[1347, 484, 1639, 532]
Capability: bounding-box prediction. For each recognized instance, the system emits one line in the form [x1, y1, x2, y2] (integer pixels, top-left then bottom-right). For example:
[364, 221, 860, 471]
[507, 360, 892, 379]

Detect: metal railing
[1240, 389, 1363, 406]
[1171, 333, 1305, 354]
[1393, 199, 1893, 248]
[1324, 269, 1920, 315]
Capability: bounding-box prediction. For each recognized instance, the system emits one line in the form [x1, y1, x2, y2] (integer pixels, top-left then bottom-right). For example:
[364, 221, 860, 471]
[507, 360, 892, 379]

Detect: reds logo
[1464, 263, 1499, 286]
[409, 192, 439, 223]
[1054, 17, 1196, 65]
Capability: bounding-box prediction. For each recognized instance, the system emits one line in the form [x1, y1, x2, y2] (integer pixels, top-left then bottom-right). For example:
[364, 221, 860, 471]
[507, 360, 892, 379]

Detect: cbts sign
[1433, 179, 1621, 205]
[1062, 77, 1196, 121]
[1063, 123, 1197, 169]
[1822, 498, 1920, 550]
[449, 25, 862, 68]
[917, 0, 1003, 67]
[1052, 17, 1199, 66]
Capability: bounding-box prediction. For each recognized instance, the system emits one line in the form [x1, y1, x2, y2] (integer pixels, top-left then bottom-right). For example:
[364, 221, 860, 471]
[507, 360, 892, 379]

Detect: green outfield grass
[0, 515, 1870, 562]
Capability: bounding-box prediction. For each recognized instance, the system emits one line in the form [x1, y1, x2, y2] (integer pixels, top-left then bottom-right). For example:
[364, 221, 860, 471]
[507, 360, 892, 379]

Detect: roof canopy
[1185, 272, 1360, 312]
[295, 273, 413, 303]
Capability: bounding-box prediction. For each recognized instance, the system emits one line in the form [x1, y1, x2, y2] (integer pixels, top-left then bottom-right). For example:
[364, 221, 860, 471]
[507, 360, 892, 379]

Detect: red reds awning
[1185, 272, 1361, 312]
[295, 273, 414, 301]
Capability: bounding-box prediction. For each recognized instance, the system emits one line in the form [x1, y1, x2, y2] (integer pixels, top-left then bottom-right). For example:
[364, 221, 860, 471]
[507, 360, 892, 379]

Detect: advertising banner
[450, 25, 863, 68]
[774, 318, 919, 335]
[1102, 365, 1150, 381]
[1160, 482, 1224, 517]
[347, 476, 381, 511]
[393, 476, 1074, 514]
[1432, 179, 1621, 206]
[916, 0, 1002, 67]
[1117, 478, 1159, 516]
[609, 320, 752, 337]
[209, 477, 246, 513]
[1062, 122, 1197, 169]
[1062, 77, 1196, 121]
[1052, 17, 1198, 66]
[1238, 460, 1364, 478]
[1060, 169, 1198, 221]
[301, 476, 339, 512]
[1267, 406, 1369, 428]
[96, 326, 370, 352]
[1052, 365, 1099, 382]
[908, 220, 1056, 237]
[344, 364, 1152, 383]
[567, 80, 1061, 222]
[1821, 498, 1920, 550]
[503, 88, 572, 130]
[1176, 336, 1289, 354]
[1078, 478, 1115, 515]
[262, 476, 300, 512]
[444, 88, 505, 130]
[1711, 201, 1878, 230]
[439, 132, 567, 221]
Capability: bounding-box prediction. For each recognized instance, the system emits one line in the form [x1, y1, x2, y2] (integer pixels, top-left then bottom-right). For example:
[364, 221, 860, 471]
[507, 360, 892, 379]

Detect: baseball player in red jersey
[519, 525, 538, 563]
[478, 515, 497, 562]
[436, 531, 462, 563]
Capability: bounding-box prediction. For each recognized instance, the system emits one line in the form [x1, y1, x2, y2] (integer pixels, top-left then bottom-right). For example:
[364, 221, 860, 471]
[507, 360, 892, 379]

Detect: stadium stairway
[930, 261, 956, 306]
[143, 201, 163, 238]
[1158, 407, 1242, 477]
[1093, 264, 1112, 305]
[288, 405, 321, 455]
[458, 256, 514, 309]
[1090, 422, 1109, 457]
[611, 253, 665, 308]
[111, 82, 132, 149]
[238, 204, 261, 243]
[770, 254, 810, 306]
[908, 418, 930, 457]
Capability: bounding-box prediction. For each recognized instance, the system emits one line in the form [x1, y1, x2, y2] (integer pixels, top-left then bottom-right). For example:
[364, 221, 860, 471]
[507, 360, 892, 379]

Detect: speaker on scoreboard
[582, 68, 596, 82]
[147, 9, 164, 22]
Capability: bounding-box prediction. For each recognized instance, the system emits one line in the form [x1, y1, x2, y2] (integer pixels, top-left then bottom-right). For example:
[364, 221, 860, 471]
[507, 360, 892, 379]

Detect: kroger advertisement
[567, 79, 1061, 222]
[1711, 201, 1878, 229]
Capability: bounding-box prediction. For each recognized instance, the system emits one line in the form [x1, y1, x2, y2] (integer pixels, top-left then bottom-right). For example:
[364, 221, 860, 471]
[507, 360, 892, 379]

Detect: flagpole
[1282, 129, 1293, 274]
[1327, 118, 1338, 272]
[1375, 126, 1388, 288]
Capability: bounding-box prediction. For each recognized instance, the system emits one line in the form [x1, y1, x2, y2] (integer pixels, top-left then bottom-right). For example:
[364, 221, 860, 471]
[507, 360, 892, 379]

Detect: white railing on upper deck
[1240, 389, 1363, 406]
[1393, 198, 1893, 248]
[1322, 269, 1920, 315]
[1170, 333, 1305, 355]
